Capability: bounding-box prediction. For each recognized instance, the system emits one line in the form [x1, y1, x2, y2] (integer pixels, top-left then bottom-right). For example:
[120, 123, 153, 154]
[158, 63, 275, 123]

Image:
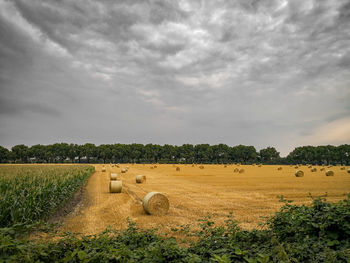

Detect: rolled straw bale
[340, 167, 345, 170]
[224, 165, 227, 168]
[294, 166, 299, 169]
[239, 168, 244, 174]
[258, 164, 262, 167]
[126, 166, 129, 169]
[121, 168, 127, 173]
[142, 192, 169, 215]
[176, 167, 180, 171]
[325, 170, 334, 176]
[192, 164, 195, 167]
[308, 165, 312, 169]
[277, 167, 282, 170]
[311, 168, 317, 172]
[102, 167, 106, 172]
[320, 168, 325, 171]
[136, 175, 146, 183]
[199, 165, 204, 169]
[347, 169, 350, 173]
[154, 165, 157, 168]
[150, 166, 154, 169]
[110, 173, 120, 180]
[295, 170, 304, 177]
[234, 168, 239, 173]
[110, 181, 122, 193]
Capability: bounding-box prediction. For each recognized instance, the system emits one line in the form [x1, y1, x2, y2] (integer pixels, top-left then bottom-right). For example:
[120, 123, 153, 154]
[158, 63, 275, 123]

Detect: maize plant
[0, 165, 94, 227]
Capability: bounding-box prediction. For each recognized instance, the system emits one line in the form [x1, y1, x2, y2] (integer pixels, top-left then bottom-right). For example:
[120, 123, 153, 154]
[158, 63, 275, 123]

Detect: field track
[61, 164, 350, 235]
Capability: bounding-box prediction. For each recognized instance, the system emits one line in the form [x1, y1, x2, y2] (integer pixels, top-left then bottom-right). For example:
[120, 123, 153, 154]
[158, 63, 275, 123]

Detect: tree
[83, 143, 96, 163]
[29, 144, 47, 163]
[0, 146, 9, 163]
[11, 144, 29, 163]
[259, 147, 280, 163]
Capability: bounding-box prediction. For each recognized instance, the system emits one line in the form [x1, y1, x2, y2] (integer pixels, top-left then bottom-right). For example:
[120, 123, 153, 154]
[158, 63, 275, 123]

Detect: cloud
[0, 0, 349, 154]
[298, 117, 350, 146]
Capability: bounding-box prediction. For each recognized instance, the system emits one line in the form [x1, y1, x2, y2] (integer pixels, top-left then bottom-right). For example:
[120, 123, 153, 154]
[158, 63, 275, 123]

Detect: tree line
[0, 143, 349, 165]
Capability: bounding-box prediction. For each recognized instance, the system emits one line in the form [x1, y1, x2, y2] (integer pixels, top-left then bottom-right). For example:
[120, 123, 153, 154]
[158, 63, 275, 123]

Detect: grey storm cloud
[0, 0, 349, 155]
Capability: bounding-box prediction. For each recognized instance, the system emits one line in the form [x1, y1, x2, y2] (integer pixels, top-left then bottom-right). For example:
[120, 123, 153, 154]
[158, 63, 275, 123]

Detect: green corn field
[0, 165, 95, 228]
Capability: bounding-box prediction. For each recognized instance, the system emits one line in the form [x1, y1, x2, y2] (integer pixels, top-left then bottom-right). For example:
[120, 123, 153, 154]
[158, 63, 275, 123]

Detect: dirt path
[60, 164, 350, 235]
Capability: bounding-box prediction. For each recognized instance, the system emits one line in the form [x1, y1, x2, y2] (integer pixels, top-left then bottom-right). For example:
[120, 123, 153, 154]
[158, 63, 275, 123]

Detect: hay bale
[325, 170, 334, 176]
[294, 166, 299, 169]
[310, 168, 317, 172]
[192, 164, 195, 167]
[176, 167, 180, 171]
[320, 168, 325, 171]
[224, 165, 227, 168]
[110, 181, 122, 193]
[239, 168, 244, 174]
[295, 170, 304, 177]
[121, 168, 127, 173]
[340, 167, 345, 170]
[102, 167, 106, 172]
[126, 166, 129, 169]
[347, 168, 350, 173]
[199, 165, 204, 169]
[258, 164, 262, 167]
[136, 175, 146, 183]
[308, 165, 312, 169]
[233, 168, 239, 173]
[277, 167, 282, 170]
[142, 192, 169, 215]
[110, 173, 120, 180]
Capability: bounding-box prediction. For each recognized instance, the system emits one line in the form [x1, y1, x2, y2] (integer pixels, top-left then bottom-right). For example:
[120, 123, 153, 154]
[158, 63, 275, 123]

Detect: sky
[0, 0, 349, 156]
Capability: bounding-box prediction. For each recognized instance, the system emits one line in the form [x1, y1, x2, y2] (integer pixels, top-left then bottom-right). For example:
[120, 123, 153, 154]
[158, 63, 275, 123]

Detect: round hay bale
[142, 192, 169, 215]
[102, 167, 106, 172]
[233, 168, 239, 173]
[110, 173, 120, 180]
[224, 165, 227, 168]
[199, 165, 204, 169]
[325, 170, 334, 176]
[110, 181, 122, 193]
[340, 167, 345, 170]
[295, 170, 304, 177]
[192, 164, 195, 167]
[121, 168, 127, 173]
[308, 165, 312, 169]
[176, 167, 180, 171]
[150, 166, 154, 169]
[277, 167, 282, 170]
[258, 164, 262, 167]
[347, 169, 350, 173]
[239, 168, 244, 174]
[154, 165, 157, 168]
[126, 166, 129, 169]
[320, 168, 325, 171]
[136, 175, 146, 183]
[310, 168, 317, 172]
[294, 166, 299, 169]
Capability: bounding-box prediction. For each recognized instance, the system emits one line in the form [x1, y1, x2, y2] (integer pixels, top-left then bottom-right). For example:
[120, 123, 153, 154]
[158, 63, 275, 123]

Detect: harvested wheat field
[61, 164, 350, 235]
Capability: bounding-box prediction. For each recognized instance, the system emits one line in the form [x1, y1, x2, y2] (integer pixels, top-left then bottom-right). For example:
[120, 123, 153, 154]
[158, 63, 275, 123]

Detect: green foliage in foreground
[0, 165, 95, 228]
[1, 196, 349, 262]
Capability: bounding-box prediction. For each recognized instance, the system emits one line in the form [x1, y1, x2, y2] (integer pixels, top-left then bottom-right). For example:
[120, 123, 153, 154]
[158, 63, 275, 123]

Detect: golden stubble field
[60, 164, 350, 235]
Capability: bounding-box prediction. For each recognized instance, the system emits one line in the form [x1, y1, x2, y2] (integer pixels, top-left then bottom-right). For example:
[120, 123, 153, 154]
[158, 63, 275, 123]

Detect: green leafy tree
[260, 147, 280, 163]
[11, 144, 29, 163]
[0, 146, 9, 163]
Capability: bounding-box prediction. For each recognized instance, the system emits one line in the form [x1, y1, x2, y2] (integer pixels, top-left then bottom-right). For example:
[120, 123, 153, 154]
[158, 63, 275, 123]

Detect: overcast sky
[0, 0, 349, 156]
